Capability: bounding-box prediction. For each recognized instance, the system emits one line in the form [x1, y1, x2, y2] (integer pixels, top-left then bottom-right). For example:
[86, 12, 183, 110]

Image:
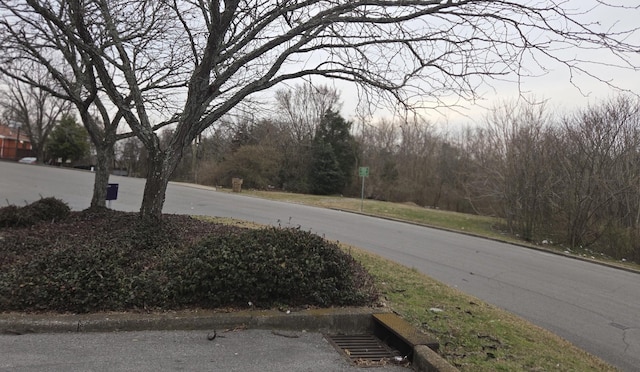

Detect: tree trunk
[34, 143, 45, 165]
[139, 150, 180, 220]
[90, 143, 114, 209]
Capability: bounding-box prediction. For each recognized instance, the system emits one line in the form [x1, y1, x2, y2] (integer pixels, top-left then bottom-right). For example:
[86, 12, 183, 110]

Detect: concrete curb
[0, 308, 373, 335]
[413, 345, 459, 372]
[1, 308, 458, 371]
[372, 313, 458, 372]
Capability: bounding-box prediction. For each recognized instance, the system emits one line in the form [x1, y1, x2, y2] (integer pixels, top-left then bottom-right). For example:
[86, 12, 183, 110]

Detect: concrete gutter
[1, 308, 458, 371]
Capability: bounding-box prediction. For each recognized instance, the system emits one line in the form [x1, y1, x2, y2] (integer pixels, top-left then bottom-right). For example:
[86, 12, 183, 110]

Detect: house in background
[0, 123, 33, 160]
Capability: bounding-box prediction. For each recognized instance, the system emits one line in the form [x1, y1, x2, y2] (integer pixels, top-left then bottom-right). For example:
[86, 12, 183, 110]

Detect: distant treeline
[116, 88, 640, 263]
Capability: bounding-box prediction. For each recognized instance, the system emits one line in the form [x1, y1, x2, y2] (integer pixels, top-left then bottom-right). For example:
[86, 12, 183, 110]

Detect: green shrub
[0, 197, 70, 227]
[0, 211, 377, 313]
[165, 227, 377, 308]
[2, 245, 124, 312]
[0, 205, 19, 227]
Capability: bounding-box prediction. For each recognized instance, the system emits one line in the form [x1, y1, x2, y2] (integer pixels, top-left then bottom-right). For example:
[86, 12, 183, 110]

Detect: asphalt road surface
[0, 329, 409, 372]
[2, 162, 639, 371]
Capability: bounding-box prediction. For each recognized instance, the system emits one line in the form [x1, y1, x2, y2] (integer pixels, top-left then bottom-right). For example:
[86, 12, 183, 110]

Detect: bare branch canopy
[1, 0, 638, 218]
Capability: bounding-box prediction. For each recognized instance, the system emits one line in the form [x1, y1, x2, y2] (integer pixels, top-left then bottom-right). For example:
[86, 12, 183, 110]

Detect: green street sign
[359, 166, 369, 177]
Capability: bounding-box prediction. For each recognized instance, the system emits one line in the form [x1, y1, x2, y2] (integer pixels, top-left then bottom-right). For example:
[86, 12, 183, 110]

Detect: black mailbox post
[106, 183, 119, 201]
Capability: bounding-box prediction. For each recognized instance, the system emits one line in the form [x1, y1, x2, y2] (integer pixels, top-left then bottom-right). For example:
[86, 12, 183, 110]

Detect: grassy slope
[348, 245, 614, 371]
[245, 190, 512, 238]
[242, 189, 638, 270]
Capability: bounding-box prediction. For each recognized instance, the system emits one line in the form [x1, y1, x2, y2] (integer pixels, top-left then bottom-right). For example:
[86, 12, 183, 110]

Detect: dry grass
[346, 244, 615, 371]
[233, 190, 508, 238]
[235, 189, 639, 271]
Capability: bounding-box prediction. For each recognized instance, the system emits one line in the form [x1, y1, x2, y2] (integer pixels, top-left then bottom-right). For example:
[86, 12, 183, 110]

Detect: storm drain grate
[325, 334, 403, 366]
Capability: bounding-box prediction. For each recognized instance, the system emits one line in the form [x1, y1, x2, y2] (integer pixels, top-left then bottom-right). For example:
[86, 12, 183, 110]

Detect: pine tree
[45, 114, 89, 164]
[309, 110, 357, 195]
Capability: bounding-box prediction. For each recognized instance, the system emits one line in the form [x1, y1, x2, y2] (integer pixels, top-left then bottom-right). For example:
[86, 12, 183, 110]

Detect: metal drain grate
[325, 334, 402, 366]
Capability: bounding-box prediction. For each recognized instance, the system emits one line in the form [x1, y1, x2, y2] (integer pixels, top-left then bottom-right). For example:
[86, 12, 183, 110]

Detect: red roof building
[0, 124, 33, 160]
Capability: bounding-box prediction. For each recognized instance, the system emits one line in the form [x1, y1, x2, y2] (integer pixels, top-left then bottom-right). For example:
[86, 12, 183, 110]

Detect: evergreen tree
[45, 114, 89, 164]
[309, 110, 357, 195]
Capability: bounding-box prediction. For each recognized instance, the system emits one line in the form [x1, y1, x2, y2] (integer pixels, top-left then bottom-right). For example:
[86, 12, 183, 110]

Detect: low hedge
[0, 207, 377, 313]
[165, 227, 376, 308]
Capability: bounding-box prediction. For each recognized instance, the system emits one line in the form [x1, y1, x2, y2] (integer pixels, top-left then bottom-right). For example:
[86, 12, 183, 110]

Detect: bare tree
[461, 95, 640, 257]
[271, 83, 342, 191]
[557, 96, 640, 250]
[275, 83, 341, 142]
[0, 69, 70, 162]
[0, 4, 132, 208]
[4, 0, 639, 219]
[356, 116, 469, 209]
[357, 118, 400, 201]
[470, 100, 559, 241]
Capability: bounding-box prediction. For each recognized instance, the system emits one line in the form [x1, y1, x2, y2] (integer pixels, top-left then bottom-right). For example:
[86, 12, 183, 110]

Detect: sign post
[358, 166, 369, 212]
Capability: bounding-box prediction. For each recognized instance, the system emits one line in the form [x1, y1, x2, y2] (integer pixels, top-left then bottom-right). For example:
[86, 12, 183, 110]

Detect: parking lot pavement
[0, 329, 411, 372]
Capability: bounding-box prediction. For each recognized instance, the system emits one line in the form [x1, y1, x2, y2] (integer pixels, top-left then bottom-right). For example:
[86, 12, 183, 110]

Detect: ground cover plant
[0, 199, 376, 313]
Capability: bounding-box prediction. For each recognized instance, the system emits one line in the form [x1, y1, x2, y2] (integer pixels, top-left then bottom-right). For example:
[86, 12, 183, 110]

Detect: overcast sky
[329, 0, 640, 129]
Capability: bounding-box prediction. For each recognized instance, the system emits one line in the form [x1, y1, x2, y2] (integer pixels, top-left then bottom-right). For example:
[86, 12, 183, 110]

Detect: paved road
[0, 329, 409, 372]
[2, 162, 640, 371]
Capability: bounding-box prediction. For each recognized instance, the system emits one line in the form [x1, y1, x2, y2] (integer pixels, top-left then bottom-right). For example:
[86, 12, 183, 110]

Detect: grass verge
[234, 189, 639, 270]
[231, 190, 511, 239]
[345, 244, 615, 371]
